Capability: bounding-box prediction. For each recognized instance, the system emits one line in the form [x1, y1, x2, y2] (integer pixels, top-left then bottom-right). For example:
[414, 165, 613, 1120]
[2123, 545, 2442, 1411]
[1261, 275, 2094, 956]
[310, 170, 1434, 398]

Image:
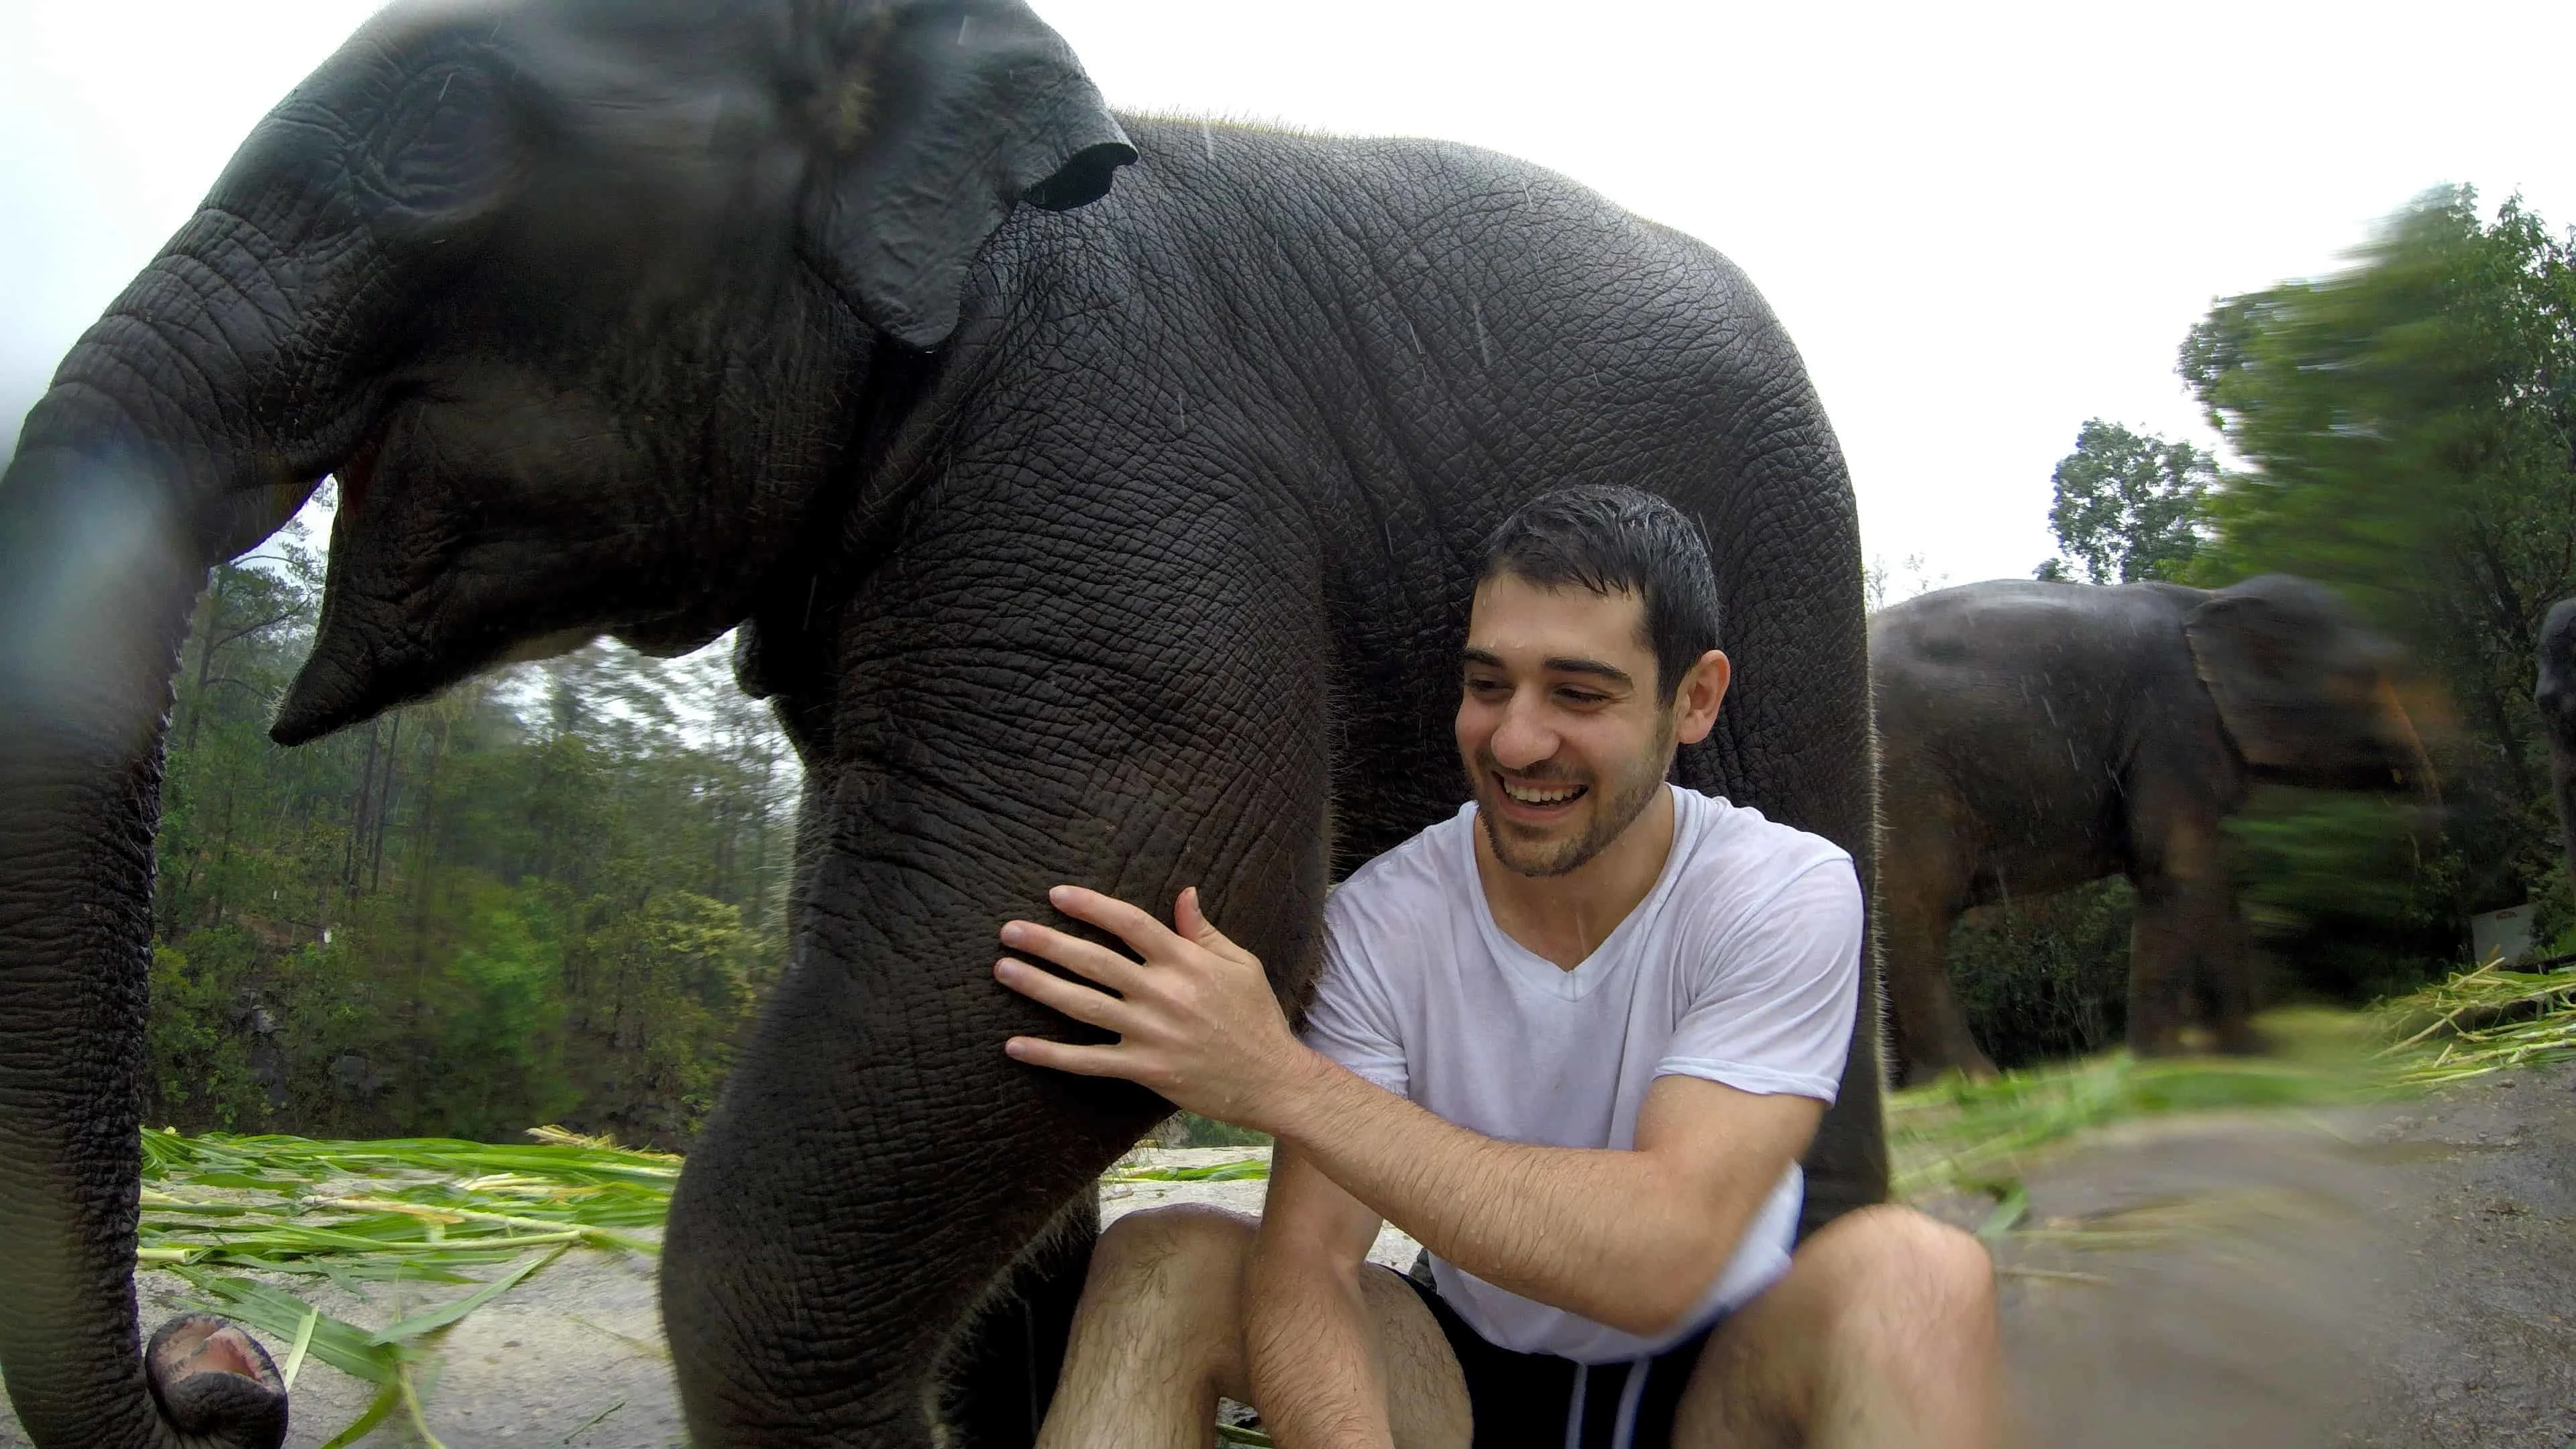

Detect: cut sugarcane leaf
[368, 1245, 570, 1346]
[315, 1379, 405, 1449]
[279, 1304, 319, 1391]
[167, 1269, 398, 1384]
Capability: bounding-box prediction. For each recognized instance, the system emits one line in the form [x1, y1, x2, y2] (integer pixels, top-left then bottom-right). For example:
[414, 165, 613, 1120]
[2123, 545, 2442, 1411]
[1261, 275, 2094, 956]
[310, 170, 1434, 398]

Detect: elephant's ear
[2182, 583, 2332, 771]
[804, 0, 1134, 350]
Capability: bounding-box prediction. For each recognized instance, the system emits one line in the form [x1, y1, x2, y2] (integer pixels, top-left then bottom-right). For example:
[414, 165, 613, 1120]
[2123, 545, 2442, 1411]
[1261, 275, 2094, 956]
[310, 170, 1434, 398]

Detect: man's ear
[1672, 649, 1732, 746]
[804, 0, 1134, 350]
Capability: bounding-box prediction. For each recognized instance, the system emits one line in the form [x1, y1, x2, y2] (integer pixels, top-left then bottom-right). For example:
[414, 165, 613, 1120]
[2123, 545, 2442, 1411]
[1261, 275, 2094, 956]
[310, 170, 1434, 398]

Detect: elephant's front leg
[661, 545, 1334, 1445]
[2126, 814, 2256, 1057]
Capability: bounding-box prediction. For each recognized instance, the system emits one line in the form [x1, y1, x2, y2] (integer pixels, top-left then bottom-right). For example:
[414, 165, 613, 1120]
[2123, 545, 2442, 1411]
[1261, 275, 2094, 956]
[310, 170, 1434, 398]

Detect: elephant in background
[2538, 599, 2576, 904]
[0, 0, 1884, 1444]
[1873, 576, 2436, 1083]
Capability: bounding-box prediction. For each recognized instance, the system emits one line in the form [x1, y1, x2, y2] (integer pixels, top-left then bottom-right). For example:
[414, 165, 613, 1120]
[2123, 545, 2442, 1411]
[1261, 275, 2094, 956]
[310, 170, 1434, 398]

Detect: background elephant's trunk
[2379, 678, 2443, 811]
[0, 302, 316, 1446]
[2375, 678, 2447, 867]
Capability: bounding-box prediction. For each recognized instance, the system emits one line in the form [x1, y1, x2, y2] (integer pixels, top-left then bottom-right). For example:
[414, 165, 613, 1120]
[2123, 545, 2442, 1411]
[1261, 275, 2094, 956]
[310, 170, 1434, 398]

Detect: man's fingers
[1049, 884, 1181, 953]
[1177, 886, 1258, 967]
[1003, 920, 1145, 989]
[1004, 1036, 1132, 1079]
[1176, 885, 1214, 943]
[994, 958, 1132, 1032]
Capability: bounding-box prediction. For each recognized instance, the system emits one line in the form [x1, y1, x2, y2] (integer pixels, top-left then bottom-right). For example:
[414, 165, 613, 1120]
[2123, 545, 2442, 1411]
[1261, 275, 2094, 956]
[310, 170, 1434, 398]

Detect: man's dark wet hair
[1476, 484, 1723, 700]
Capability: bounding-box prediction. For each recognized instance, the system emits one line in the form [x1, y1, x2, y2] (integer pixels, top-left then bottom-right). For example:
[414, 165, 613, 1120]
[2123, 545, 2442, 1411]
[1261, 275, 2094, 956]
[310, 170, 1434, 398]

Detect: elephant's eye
[360, 58, 517, 222]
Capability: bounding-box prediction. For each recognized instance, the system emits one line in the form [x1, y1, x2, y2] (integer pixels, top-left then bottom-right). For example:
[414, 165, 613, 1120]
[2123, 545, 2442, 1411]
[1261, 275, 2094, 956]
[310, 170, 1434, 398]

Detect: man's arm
[1242, 1142, 1395, 1448]
[994, 885, 1823, 1337]
[1266, 1061, 1817, 1335]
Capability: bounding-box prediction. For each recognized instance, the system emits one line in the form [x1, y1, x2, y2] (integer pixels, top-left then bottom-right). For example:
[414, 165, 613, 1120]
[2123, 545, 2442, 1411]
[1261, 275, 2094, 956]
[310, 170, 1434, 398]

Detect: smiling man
[994, 486, 2000, 1449]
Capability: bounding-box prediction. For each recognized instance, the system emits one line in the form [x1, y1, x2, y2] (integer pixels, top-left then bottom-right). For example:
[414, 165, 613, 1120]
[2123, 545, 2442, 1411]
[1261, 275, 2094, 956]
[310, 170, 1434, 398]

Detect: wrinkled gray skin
[2538, 600, 2576, 905]
[1874, 576, 2436, 1083]
[0, 0, 1884, 1444]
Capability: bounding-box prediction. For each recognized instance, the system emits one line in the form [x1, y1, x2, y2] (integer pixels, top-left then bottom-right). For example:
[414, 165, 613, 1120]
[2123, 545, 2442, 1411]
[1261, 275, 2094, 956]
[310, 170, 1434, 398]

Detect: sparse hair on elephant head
[2182, 574, 2440, 800]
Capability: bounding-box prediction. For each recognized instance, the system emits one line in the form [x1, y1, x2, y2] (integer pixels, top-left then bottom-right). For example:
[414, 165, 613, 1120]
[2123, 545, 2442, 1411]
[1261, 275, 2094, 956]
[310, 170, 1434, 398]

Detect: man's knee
[1801, 1204, 1996, 1348]
[1084, 1205, 1256, 1322]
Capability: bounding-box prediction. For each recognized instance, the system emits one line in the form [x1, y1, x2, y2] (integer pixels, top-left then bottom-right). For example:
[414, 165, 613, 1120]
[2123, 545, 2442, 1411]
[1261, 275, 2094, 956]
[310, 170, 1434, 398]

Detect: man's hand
[996, 885, 1320, 1130]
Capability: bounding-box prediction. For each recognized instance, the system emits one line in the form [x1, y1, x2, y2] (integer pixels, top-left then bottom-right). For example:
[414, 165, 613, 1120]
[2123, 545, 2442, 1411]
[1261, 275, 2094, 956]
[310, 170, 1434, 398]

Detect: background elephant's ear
[2182, 582, 2334, 771]
[804, 0, 1134, 350]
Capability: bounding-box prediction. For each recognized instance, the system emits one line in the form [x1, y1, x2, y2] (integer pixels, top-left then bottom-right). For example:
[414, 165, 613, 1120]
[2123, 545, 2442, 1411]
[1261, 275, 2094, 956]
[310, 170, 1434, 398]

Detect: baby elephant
[1873, 575, 2436, 1083]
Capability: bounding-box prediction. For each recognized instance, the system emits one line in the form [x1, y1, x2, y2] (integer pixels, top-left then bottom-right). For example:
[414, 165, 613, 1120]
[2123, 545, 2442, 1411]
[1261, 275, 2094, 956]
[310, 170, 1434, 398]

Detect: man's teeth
[1502, 780, 1582, 805]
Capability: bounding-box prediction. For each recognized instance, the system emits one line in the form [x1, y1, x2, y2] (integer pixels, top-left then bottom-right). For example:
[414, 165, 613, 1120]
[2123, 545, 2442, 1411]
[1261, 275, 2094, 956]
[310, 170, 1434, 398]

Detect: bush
[1944, 880, 2134, 1069]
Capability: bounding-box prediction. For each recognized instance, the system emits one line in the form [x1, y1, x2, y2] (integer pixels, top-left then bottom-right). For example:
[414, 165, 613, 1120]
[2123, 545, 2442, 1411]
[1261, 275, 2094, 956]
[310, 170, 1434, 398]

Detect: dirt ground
[1943, 1061, 2576, 1448]
[5, 1068, 2572, 1448]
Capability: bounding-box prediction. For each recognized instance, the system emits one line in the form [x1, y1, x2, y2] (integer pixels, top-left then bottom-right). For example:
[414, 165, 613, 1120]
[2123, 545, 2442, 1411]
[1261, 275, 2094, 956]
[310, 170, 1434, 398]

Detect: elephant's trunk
[0, 304, 316, 1446]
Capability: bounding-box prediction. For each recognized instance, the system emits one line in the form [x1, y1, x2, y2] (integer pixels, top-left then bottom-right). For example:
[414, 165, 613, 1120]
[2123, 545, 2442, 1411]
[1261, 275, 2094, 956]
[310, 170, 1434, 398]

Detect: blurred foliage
[1944, 881, 2134, 1069]
[2181, 186, 2576, 925]
[2033, 419, 2216, 584]
[2223, 786, 2453, 1002]
[1888, 1007, 2390, 1199]
[148, 513, 796, 1147]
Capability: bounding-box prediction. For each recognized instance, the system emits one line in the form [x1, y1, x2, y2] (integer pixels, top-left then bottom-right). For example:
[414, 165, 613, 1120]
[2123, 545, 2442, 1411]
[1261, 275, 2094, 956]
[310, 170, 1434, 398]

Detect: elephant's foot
[1900, 1051, 2000, 1089]
[146, 1313, 289, 1448]
[2208, 1019, 2270, 1057]
[2132, 1020, 2269, 1059]
[2129, 1025, 2188, 1058]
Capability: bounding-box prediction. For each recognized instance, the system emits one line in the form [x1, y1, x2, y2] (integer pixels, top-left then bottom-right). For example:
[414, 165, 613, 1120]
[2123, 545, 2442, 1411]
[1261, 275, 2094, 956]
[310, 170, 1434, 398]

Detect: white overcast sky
[5, 1, 2571, 589]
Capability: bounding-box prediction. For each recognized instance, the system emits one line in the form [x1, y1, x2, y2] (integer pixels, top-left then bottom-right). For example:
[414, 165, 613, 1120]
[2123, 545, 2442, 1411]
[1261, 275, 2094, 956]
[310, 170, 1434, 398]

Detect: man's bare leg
[1672, 1204, 2002, 1449]
[1036, 1204, 1471, 1449]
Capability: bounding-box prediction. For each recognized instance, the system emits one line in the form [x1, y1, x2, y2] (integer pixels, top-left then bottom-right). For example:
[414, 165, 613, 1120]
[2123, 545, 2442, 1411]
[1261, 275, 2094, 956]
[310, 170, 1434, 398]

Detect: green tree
[2180, 186, 2576, 916]
[145, 507, 801, 1146]
[2033, 419, 2215, 584]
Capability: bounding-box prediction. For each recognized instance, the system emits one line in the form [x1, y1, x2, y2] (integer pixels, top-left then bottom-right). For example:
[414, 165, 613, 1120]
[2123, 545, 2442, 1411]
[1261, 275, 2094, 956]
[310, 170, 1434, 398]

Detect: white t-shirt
[1299, 784, 1862, 1364]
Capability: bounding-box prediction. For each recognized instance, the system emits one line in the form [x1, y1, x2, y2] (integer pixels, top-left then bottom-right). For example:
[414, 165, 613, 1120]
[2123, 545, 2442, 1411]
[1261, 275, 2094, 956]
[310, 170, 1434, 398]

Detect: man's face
[1455, 574, 1689, 878]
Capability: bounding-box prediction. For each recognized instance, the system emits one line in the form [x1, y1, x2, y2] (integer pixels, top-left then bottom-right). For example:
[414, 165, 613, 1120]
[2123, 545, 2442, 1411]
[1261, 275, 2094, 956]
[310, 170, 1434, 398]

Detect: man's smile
[1495, 772, 1589, 812]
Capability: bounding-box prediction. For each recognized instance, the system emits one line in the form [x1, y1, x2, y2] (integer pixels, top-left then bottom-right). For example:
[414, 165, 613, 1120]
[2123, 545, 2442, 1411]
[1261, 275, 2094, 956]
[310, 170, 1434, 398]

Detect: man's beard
[1472, 722, 1675, 879]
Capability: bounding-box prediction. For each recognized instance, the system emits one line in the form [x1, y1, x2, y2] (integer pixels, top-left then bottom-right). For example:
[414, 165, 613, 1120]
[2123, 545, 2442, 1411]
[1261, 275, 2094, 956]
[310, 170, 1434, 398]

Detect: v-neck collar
[1457, 784, 1694, 1002]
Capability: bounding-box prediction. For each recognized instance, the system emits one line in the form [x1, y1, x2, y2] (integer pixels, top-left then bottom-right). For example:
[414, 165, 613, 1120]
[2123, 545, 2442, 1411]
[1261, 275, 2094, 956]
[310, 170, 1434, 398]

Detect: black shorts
[1387, 1257, 1719, 1449]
